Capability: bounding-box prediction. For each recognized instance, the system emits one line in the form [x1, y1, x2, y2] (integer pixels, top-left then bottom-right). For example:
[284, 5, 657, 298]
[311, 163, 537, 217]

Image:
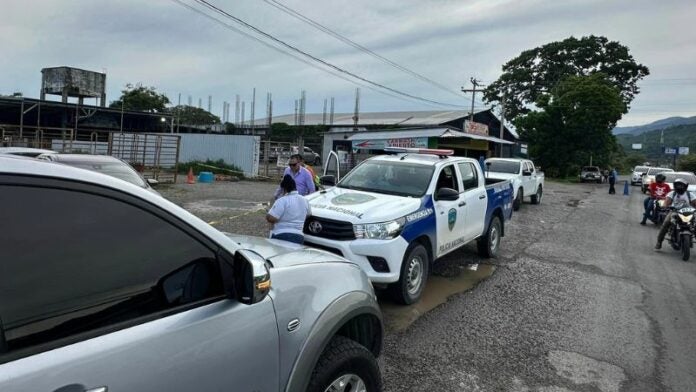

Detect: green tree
[110, 83, 170, 113]
[170, 105, 220, 126]
[678, 154, 696, 172]
[484, 35, 649, 119]
[515, 74, 625, 177]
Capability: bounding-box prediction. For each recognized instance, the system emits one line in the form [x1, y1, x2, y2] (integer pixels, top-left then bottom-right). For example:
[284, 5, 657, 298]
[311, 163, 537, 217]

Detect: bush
[678, 154, 696, 173]
[178, 159, 245, 179]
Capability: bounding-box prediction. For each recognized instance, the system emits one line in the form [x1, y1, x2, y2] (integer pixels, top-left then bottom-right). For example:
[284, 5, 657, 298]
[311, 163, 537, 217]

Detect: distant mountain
[616, 123, 696, 159]
[613, 116, 696, 136]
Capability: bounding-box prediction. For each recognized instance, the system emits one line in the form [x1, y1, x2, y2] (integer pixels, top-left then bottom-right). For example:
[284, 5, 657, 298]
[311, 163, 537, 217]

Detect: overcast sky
[1, 0, 694, 126]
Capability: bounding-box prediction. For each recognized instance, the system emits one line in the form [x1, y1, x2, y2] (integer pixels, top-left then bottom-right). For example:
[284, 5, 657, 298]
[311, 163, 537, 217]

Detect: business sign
[352, 137, 428, 150]
[664, 147, 677, 155]
[679, 147, 690, 155]
[464, 120, 489, 136]
[632, 143, 642, 150]
[520, 143, 528, 155]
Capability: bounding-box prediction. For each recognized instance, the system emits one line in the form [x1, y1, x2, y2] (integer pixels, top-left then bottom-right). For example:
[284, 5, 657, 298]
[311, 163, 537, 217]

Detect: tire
[477, 216, 502, 258]
[389, 243, 429, 305]
[307, 336, 382, 392]
[681, 234, 691, 261]
[513, 188, 523, 211]
[530, 186, 542, 205]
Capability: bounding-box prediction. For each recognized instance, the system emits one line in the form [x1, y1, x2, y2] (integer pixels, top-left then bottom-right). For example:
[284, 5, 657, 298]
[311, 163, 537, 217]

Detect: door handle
[478, 194, 486, 199]
[458, 201, 466, 206]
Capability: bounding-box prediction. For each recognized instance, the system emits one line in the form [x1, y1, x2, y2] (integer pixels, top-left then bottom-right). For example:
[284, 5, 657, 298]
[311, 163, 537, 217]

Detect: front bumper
[303, 235, 409, 284]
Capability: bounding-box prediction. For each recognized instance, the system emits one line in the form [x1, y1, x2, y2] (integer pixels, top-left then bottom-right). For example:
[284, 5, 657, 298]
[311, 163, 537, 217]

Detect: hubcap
[490, 225, 499, 253]
[406, 256, 423, 295]
[324, 374, 367, 392]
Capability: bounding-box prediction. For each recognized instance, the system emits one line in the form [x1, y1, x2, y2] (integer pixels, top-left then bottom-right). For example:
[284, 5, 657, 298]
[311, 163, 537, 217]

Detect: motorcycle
[665, 204, 696, 261]
[652, 199, 670, 225]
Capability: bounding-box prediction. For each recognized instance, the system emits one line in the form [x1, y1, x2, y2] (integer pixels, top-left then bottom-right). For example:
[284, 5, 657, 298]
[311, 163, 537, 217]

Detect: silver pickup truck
[0, 155, 383, 392]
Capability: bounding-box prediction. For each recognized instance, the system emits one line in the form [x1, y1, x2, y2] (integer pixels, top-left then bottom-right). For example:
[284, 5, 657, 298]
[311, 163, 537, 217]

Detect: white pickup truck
[484, 158, 544, 211]
[305, 148, 514, 305]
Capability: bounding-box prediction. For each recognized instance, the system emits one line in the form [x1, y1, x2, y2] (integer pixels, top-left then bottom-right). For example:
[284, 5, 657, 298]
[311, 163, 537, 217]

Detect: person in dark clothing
[608, 168, 618, 194]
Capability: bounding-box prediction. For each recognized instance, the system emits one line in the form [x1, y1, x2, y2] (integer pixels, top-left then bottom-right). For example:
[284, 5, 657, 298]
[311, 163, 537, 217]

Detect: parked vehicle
[292, 145, 322, 165]
[631, 165, 651, 186]
[307, 147, 514, 305]
[579, 166, 602, 183]
[0, 147, 55, 157]
[484, 158, 544, 211]
[37, 153, 161, 195]
[641, 167, 675, 193]
[0, 155, 383, 392]
[662, 202, 696, 261]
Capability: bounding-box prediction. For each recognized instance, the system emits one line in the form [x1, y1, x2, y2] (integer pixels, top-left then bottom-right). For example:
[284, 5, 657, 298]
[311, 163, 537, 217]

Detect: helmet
[674, 178, 688, 194]
[655, 173, 666, 183]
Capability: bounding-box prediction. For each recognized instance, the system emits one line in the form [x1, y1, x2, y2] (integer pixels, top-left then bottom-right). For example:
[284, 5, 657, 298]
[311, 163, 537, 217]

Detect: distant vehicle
[642, 167, 675, 193]
[0, 155, 384, 392]
[0, 147, 55, 157]
[37, 153, 160, 195]
[292, 145, 322, 165]
[662, 172, 696, 193]
[631, 165, 651, 186]
[579, 166, 602, 183]
[485, 158, 545, 211]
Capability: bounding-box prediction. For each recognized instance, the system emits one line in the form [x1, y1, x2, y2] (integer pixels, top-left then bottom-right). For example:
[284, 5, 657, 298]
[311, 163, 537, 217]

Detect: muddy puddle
[379, 264, 495, 332]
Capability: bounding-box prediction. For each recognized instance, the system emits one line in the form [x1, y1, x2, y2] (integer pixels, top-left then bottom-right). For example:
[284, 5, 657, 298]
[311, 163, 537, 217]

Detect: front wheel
[681, 234, 691, 261]
[530, 186, 542, 205]
[477, 216, 502, 258]
[389, 243, 429, 305]
[307, 336, 382, 392]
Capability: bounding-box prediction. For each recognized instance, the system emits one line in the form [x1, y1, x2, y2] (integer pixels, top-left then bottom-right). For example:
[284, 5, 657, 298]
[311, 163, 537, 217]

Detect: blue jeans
[271, 232, 304, 244]
[643, 197, 655, 222]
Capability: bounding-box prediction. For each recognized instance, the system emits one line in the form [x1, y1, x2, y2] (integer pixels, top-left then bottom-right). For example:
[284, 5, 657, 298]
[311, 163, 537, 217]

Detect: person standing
[608, 167, 618, 194]
[266, 175, 311, 244]
[274, 154, 316, 199]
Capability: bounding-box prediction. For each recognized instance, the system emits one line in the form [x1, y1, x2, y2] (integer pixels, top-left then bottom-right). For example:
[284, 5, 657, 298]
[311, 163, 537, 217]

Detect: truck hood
[305, 186, 423, 223]
[224, 234, 351, 268]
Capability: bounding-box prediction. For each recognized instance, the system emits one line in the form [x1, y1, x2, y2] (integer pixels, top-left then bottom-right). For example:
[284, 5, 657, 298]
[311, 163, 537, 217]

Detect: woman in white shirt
[266, 174, 311, 244]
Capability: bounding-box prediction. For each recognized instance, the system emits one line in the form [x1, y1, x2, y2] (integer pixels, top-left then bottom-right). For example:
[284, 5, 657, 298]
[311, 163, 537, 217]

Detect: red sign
[464, 120, 489, 136]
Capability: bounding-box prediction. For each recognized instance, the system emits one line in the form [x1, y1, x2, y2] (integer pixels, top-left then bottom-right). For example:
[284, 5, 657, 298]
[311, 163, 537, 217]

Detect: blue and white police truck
[304, 148, 514, 304]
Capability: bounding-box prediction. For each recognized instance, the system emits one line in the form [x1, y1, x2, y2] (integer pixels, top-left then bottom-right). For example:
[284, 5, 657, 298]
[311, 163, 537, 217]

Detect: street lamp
[161, 116, 174, 133]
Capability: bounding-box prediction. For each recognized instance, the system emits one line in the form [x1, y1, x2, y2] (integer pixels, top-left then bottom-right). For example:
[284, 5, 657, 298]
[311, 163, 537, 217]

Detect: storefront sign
[352, 137, 428, 150]
[464, 120, 489, 136]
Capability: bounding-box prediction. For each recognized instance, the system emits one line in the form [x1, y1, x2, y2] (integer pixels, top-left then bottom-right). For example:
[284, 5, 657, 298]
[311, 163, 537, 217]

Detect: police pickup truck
[305, 148, 514, 304]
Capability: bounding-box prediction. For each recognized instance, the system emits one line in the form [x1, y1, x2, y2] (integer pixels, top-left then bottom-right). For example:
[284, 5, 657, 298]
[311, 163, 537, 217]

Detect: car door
[458, 162, 487, 240]
[0, 179, 279, 392]
[323, 150, 340, 183]
[433, 164, 467, 257]
[522, 161, 535, 196]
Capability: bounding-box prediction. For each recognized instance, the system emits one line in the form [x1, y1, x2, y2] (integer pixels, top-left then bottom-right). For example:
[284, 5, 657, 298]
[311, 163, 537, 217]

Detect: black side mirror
[320, 175, 336, 187]
[522, 170, 532, 176]
[436, 187, 459, 201]
[233, 250, 271, 305]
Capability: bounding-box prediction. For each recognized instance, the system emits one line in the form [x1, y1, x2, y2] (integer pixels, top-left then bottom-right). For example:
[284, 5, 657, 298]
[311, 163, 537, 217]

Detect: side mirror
[522, 170, 532, 176]
[233, 249, 271, 305]
[320, 175, 336, 187]
[147, 178, 159, 186]
[436, 187, 459, 201]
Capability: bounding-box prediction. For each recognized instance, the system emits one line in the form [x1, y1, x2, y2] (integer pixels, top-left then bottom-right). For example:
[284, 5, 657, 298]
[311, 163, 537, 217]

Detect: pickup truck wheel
[477, 216, 501, 258]
[513, 189, 523, 211]
[530, 186, 542, 205]
[307, 336, 382, 392]
[389, 243, 429, 305]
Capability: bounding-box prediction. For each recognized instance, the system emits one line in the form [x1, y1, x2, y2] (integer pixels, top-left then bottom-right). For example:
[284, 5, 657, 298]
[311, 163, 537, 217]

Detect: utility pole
[498, 91, 506, 157]
[352, 88, 360, 131]
[330, 97, 335, 125]
[251, 88, 256, 128]
[461, 77, 483, 133]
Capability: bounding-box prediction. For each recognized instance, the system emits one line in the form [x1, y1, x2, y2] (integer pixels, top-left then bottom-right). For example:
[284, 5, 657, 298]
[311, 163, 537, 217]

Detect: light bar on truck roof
[383, 147, 454, 156]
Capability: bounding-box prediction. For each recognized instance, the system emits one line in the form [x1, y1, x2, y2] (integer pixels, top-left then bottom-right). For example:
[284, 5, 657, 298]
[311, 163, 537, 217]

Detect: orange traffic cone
[186, 168, 196, 184]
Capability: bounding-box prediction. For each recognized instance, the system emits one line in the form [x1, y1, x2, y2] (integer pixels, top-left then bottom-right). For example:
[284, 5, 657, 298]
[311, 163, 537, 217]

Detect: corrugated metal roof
[345, 127, 514, 145]
[262, 110, 471, 126]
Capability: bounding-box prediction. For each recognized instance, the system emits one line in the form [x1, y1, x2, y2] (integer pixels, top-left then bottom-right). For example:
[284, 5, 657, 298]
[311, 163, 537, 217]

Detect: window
[436, 165, 460, 192]
[458, 163, 479, 191]
[0, 185, 224, 359]
[525, 162, 534, 173]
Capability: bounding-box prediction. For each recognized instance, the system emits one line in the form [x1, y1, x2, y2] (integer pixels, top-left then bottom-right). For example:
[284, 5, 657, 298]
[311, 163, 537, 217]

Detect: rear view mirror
[320, 175, 336, 187]
[233, 250, 271, 305]
[436, 187, 459, 201]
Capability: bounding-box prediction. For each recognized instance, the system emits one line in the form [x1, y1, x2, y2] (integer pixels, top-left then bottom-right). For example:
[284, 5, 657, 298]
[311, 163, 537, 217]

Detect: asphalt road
[379, 178, 696, 392]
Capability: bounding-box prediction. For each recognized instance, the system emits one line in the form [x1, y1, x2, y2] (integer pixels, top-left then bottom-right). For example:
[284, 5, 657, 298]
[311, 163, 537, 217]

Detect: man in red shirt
[641, 173, 671, 225]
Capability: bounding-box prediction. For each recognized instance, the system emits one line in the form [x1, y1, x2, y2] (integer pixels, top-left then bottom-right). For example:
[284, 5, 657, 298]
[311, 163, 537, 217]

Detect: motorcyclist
[655, 178, 696, 249]
[641, 173, 671, 225]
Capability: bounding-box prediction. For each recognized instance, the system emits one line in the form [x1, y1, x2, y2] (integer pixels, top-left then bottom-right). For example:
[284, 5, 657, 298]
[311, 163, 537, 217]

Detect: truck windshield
[486, 160, 520, 174]
[337, 160, 434, 197]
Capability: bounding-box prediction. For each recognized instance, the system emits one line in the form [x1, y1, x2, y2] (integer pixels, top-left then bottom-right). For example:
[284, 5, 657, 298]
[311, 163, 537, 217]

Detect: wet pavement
[160, 178, 696, 392]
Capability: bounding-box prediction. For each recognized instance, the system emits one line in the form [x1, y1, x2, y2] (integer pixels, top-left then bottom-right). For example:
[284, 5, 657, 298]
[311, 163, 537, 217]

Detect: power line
[186, 0, 465, 108]
[169, 0, 455, 109]
[261, 0, 464, 100]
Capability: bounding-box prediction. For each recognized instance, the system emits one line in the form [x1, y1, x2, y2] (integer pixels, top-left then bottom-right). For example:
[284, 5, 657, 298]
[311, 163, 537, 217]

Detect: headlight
[354, 217, 405, 240]
[679, 214, 694, 223]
